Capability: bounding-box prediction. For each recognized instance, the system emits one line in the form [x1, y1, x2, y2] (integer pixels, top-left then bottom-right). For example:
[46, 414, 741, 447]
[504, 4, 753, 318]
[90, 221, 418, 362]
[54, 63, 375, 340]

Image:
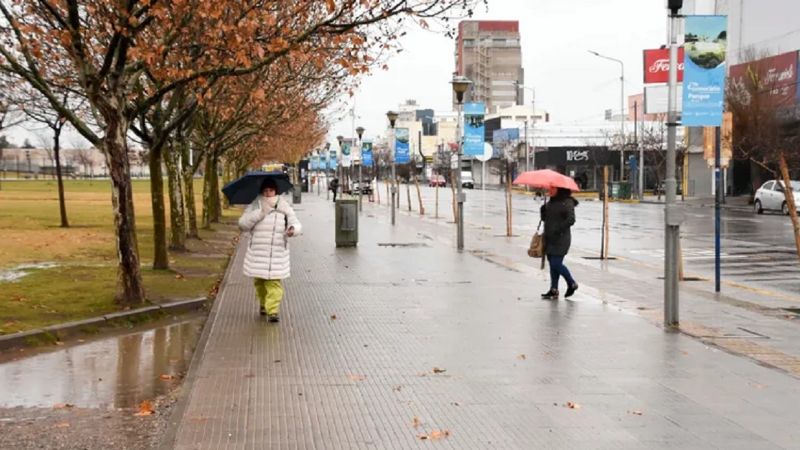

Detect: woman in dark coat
[540, 188, 579, 299]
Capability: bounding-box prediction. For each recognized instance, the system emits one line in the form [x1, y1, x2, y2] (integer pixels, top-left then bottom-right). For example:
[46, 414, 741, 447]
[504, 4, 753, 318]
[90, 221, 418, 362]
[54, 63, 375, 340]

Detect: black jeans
[547, 254, 576, 291]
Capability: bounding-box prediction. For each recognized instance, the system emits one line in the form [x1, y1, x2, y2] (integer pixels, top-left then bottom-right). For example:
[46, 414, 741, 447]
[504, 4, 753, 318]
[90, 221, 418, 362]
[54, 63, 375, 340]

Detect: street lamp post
[589, 50, 625, 181]
[325, 142, 331, 200]
[386, 111, 398, 226]
[336, 135, 344, 199]
[451, 75, 472, 251]
[356, 126, 365, 212]
[664, 0, 683, 327]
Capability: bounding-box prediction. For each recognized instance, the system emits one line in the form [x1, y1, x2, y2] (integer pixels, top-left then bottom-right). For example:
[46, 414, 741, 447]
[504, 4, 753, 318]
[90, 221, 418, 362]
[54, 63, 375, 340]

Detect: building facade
[455, 20, 524, 114]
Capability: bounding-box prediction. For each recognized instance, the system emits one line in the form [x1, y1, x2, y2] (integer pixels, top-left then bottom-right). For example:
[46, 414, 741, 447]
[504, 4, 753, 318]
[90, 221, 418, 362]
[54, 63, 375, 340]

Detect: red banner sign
[729, 51, 797, 108]
[643, 48, 685, 83]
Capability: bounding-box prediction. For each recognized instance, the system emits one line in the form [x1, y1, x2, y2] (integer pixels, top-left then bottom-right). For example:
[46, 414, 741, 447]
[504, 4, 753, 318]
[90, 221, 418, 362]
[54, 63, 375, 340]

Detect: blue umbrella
[222, 171, 294, 205]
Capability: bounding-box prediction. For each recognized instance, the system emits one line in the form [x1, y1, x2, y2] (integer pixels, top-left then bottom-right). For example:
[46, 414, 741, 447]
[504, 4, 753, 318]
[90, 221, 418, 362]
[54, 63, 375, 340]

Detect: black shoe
[565, 283, 579, 298]
[541, 289, 559, 300]
[267, 314, 280, 323]
[259, 306, 267, 316]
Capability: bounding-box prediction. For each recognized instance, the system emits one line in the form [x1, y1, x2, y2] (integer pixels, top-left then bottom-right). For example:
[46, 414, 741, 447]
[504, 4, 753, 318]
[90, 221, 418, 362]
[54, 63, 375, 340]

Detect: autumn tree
[0, 0, 482, 306]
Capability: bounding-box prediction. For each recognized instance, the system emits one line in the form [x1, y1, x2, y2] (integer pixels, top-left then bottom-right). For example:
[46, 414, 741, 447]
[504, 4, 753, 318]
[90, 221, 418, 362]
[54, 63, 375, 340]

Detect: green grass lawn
[0, 178, 238, 335]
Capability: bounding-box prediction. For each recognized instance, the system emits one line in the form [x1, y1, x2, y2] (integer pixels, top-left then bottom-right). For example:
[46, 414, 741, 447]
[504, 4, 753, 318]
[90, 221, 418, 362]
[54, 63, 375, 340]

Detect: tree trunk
[414, 175, 424, 215]
[181, 143, 199, 238]
[53, 127, 68, 228]
[450, 170, 457, 222]
[165, 145, 186, 251]
[148, 144, 169, 270]
[104, 117, 146, 306]
[210, 155, 221, 223]
[779, 152, 800, 260]
[202, 154, 221, 228]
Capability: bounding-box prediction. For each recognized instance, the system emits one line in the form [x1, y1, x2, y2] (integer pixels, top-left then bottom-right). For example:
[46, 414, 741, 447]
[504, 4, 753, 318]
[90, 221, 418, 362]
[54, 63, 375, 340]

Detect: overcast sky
[328, 0, 669, 144]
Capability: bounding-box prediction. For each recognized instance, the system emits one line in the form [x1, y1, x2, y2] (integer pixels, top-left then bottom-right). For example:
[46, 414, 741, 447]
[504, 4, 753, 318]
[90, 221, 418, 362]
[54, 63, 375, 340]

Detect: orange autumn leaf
[135, 400, 155, 416]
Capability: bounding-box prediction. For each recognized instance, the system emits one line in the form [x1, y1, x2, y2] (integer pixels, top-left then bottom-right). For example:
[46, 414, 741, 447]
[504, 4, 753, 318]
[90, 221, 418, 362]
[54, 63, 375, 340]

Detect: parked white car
[754, 180, 800, 215]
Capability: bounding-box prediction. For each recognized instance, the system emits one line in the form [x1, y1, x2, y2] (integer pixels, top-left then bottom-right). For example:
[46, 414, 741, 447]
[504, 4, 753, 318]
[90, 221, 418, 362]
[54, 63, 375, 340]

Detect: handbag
[527, 220, 544, 258]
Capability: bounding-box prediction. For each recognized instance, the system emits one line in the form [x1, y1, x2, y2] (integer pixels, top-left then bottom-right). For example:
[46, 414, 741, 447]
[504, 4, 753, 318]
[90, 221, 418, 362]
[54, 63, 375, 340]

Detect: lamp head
[667, 0, 682, 14]
[450, 75, 472, 104]
[336, 135, 343, 146]
[356, 126, 365, 139]
[386, 111, 398, 128]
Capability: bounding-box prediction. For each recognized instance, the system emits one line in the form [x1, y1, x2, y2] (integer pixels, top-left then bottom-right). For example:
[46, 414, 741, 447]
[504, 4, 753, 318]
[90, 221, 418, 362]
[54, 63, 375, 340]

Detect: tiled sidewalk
[165, 194, 800, 449]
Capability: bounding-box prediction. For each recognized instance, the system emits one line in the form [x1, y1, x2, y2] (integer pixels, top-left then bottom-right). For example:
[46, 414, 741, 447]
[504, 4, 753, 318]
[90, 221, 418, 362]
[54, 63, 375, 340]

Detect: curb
[158, 236, 243, 450]
[0, 297, 208, 351]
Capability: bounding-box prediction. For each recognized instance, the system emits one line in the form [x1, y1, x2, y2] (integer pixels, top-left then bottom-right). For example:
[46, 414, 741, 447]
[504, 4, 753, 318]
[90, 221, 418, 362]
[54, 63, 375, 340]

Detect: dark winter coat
[540, 195, 578, 256]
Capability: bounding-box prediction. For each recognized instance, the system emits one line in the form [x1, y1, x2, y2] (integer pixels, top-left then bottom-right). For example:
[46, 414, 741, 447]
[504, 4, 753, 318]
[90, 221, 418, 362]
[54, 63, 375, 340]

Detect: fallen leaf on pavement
[565, 402, 581, 409]
[628, 410, 643, 416]
[348, 374, 367, 382]
[330, 314, 337, 320]
[517, 354, 527, 360]
[432, 367, 446, 374]
[54, 422, 70, 428]
[412, 417, 421, 428]
[392, 385, 403, 392]
[159, 374, 176, 381]
[134, 400, 155, 416]
[53, 403, 74, 409]
[429, 430, 451, 440]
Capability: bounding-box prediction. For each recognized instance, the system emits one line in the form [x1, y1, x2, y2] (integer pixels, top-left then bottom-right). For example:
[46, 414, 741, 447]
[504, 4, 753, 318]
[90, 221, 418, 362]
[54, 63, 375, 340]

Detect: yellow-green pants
[254, 278, 284, 315]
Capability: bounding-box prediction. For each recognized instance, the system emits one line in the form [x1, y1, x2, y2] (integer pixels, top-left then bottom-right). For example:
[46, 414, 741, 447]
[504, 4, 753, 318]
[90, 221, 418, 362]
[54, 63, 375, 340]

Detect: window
[493, 38, 506, 47]
[762, 181, 775, 190]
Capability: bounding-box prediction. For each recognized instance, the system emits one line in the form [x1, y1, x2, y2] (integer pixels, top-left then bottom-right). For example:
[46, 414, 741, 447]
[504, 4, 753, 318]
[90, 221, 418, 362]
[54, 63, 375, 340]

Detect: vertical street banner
[341, 142, 352, 167]
[310, 155, 319, 170]
[395, 128, 410, 163]
[319, 153, 327, 170]
[361, 141, 373, 166]
[463, 102, 485, 157]
[682, 15, 727, 126]
[329, 149, 337, 170]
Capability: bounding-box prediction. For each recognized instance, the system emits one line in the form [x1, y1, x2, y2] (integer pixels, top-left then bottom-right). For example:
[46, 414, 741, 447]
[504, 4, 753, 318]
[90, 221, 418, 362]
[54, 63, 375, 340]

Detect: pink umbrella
[512, 169, 580, 192]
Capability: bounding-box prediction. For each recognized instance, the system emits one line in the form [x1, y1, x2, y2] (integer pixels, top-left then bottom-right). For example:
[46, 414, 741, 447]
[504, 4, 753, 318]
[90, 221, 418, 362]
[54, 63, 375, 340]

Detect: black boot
[541, 289, 559, 300]
[565, 283, 579, 298]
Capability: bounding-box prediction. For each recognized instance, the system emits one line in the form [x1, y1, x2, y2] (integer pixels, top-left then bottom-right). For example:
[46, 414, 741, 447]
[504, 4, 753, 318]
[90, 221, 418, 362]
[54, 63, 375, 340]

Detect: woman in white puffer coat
[238, 178, 302, 322]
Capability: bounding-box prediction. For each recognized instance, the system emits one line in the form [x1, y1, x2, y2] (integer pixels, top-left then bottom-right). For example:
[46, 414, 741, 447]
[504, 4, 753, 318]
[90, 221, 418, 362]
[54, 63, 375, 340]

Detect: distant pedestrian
[238, 178, 302, 322]
[330, 177, 340, 202]
[540, 187, 579, 300]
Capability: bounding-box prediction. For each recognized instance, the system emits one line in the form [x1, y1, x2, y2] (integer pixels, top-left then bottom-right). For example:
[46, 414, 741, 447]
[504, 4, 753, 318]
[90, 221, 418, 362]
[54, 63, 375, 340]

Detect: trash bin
[335, 199, 358, 247]
[292, 187, 301, 204]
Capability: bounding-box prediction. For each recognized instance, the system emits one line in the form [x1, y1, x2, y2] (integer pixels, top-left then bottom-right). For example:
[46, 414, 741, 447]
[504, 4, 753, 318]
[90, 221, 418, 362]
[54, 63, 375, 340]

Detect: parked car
[754, 180, 800, 215]
[461, 171, 474, 189]
[428, 175, 446, 187]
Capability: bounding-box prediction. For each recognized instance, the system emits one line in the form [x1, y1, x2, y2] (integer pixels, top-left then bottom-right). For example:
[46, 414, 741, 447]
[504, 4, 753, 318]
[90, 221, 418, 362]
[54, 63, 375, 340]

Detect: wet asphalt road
[390, 184, 800, 296]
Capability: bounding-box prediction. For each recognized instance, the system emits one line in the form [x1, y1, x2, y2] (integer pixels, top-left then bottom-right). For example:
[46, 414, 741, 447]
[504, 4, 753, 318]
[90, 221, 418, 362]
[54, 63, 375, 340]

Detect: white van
[460, 171, 474, 189]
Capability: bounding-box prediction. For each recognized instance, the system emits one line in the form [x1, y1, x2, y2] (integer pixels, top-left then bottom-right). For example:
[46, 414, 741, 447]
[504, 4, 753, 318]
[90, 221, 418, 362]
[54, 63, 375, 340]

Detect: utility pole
[664, 0, 684, 328]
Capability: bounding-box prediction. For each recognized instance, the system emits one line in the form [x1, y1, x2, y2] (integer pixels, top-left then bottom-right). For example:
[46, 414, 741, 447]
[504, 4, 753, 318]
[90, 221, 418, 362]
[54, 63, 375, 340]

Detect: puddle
[0, 262, 59, 282]
[0, 316, 204, 409]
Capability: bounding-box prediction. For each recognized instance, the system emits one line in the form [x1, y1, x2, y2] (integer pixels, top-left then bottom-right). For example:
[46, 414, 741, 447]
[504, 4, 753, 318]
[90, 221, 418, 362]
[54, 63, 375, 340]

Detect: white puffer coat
[238, 196, 302, 280]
